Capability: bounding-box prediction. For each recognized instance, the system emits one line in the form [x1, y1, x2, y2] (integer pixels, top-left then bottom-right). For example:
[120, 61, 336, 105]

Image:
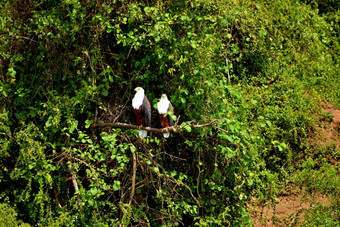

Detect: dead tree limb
[92, 119, 225, 134]
[129, 152, 137, 206]
[67, 162, 82, 208]
[226, 58, 231, 84]
[53, 187, 62, 208]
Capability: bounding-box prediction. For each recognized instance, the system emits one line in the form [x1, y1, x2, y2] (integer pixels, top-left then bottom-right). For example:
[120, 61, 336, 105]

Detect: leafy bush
[0, 203, 30, 227]
[0, 0, 339, 225]
[302, 204, 340, 227]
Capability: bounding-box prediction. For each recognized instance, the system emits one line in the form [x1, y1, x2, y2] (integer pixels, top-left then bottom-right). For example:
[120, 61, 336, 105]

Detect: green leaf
[8, 67, 16, 77]
[227, 149, 235, 159]
[153, 167, 159, 173]
[91, 187, 98, 195]
[113, 181, 121, 191]
[184, 125, 191, 132]
[130, 145, 136, 153]
[179, 172, 187, 181]
[171, 114, 177, 121]
[259, 29, 267, 38]
[85, 120, 93, 128]
[101, 89, 108, 96]
[266, 120, 272, 127]
[109, 74, 113, 82]
[171, 171, 177, 177]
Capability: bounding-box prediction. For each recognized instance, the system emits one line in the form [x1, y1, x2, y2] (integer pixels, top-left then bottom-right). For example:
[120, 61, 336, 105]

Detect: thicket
[0, 0, 339, 226]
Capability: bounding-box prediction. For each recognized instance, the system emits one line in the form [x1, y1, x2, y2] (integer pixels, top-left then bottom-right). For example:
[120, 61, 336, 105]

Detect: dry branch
[226, 58, 231, 84]
[129, 152, 137, 205]
[92, 119, 225, 134]
[67, 162, 82, 208]
[53, 187, 62, 208]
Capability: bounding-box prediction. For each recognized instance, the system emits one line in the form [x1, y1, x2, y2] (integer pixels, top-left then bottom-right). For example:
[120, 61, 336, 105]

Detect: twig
[171, 176, 200, 204]
[157, 152, 187, 161]
[174, 115, 181, 126]
[53, 187, 62, 208]
[146, 157, 201, 205]
[191, 119, 225, 128]
[212, 125, 229, 133]
[67, 162, 82, 208]
[72, 157, 97, 173]
[94, 107, 98, 124]
[121, 180, 145, 201]
[150, 164, 200, 204]
[11, 35, 39, 44]
[226, 58, 230, 83]
[112, 97, 130, 123]
[105, 104, 114, 116]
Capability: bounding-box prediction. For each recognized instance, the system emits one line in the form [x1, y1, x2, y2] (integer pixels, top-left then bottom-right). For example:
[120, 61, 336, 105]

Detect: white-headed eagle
[157, 94, 174, 138]
[132, 87, 151, 138]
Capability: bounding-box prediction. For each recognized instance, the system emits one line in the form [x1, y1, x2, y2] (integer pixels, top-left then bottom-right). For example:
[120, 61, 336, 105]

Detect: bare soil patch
[315, 102, 340, 149]
[249, 186, 330, 227]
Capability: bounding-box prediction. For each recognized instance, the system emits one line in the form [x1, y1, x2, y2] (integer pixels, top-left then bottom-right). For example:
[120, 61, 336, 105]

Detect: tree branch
[92, 119, 225, 134]
[53, 187, 62, 208]
[226, 58, 231, 83]
[67, 162, 82, 208]
[129, 152, 137, 206]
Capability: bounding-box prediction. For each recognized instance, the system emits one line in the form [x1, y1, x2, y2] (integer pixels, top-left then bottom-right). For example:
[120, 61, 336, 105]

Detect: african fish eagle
[157, 94, 174, 138]
[132, 87, 151, 138]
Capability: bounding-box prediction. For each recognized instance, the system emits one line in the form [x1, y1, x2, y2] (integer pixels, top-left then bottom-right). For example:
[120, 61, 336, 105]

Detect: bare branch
[67, 162, 82, 208]
[129, 152, 137, 206]
[53, 187, 62, 208]
[212, 125, 229, 133]
[72, 157, 97, 173]
[12, 35, 39, 44]
[226, 58, 231, 83]
[174, 115, 181, 126]
[157, 152, 187, 161]
[92, 119, 225, 134]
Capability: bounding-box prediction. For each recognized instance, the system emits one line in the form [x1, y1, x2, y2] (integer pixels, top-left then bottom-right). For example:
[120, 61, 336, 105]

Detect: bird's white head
[134, 87, 144, 94]
[161, 94, 168, 100]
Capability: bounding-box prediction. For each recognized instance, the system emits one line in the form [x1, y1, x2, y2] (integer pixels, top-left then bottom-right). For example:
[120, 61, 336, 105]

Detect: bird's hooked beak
[134, 87, 141, 92]
[161, 94, 167, 99]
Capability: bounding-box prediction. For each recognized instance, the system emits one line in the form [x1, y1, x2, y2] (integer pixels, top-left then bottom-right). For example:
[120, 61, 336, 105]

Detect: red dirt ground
[250, 101, 339, 226]
[249, 187, 330, 226]
[317, 102, 340, 149]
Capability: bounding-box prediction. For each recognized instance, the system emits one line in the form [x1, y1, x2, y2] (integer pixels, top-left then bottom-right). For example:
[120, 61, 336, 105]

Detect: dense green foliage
[1, 0, 339, 226]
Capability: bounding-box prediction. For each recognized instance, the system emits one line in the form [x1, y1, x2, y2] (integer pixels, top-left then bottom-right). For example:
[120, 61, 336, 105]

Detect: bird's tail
[163, 132, 170, 138]
[139, 130, 148, 138]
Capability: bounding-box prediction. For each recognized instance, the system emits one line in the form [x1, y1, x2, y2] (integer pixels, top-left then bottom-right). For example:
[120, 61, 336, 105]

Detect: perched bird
[157, 94, 174, 138]
[132, 87, 151, 138]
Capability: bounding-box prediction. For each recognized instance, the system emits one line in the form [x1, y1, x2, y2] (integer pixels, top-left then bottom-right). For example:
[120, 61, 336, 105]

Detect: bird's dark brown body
[133, 96, 151, 127]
